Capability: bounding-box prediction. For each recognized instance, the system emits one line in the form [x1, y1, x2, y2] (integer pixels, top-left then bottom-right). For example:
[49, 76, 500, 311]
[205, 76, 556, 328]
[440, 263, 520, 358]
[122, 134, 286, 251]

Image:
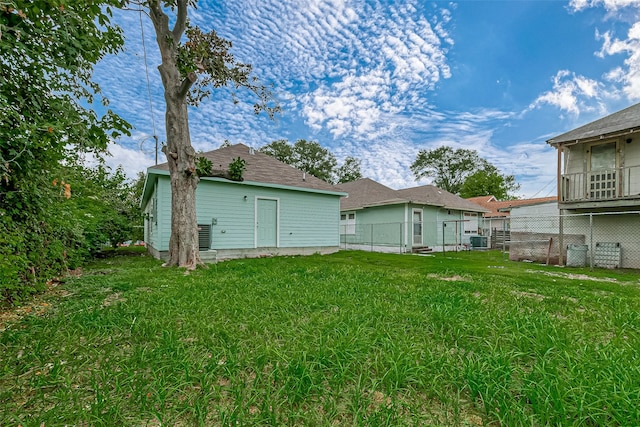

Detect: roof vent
[302, 171, 306, 181]
[249, 147, 255, 155]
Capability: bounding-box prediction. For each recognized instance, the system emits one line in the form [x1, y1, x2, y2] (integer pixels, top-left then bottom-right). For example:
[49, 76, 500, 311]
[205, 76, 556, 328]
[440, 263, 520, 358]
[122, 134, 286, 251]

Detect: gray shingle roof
[337, 179, 488, 213]
[547, 103, 640, 145]
[149, 143, 341, 193]
[337, 178, 406, 210]
[397, 185, 489, 212]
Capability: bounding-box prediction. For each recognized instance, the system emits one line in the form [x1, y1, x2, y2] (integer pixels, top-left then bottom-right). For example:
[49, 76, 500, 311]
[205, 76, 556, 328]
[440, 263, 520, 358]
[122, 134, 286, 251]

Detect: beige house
[549, 103, 640, 210]
[545, 103, 640, 268]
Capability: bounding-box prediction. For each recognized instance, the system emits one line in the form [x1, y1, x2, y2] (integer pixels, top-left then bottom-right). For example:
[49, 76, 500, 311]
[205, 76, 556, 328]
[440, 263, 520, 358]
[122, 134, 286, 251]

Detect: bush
[0, 164, 143, 304]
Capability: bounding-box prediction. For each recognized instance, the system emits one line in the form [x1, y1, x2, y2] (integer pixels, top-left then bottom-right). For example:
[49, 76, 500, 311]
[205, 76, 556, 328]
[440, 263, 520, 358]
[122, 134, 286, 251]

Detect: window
[198, 224, 211, 250]
[413, 210, 422, 245]
[340, 212, 356, 234]
[464, 212, 478, 234]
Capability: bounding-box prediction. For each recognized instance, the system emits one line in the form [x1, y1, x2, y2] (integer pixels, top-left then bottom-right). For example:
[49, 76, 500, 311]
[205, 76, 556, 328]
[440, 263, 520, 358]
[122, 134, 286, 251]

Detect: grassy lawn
[1, 249, 640, 426]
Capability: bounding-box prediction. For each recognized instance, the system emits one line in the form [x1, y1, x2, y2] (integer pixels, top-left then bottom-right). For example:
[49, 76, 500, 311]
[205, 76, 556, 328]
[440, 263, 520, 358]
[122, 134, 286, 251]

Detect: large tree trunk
[164, 91, 201, 268]
[150, 1, 202, 269]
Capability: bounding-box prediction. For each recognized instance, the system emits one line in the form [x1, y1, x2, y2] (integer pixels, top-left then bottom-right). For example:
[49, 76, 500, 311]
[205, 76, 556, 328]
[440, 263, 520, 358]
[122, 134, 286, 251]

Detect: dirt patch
[427, 274, 467, 282]
[0, 279, 72, 331]
[102, 292, 126, 307]
[511, 290, 547, 301]
[525, 269, 623, 283]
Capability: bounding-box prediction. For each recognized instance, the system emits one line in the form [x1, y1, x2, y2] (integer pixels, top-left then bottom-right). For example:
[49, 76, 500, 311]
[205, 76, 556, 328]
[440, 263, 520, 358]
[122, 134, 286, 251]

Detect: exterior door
[589, 142, 617, 199]
[412, 209, 422, 246]
[256, 198, 278, 247]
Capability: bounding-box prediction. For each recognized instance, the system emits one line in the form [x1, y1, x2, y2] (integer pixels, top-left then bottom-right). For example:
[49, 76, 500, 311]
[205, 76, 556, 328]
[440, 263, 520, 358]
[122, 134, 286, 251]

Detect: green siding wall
[356, 205, 405, 225]
[143, 176, 162, 250]
[341, 203, 471, 249]
[420, 205, 473, 247]
[341, 205, 406, 247]
[151, 177, 340, 251]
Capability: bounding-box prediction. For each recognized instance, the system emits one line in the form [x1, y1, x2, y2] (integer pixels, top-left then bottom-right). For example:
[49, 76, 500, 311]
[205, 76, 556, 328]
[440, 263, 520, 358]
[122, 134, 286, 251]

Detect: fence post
[589, 213, 593, 270]
[442, 222, 446, 254]
[558, 210, 564, 265]
[370, 223, 374, 252]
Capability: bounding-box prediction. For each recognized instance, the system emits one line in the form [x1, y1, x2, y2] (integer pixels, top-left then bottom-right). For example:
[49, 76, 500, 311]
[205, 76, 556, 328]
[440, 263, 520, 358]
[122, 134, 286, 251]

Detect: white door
[256, 199, 278, 247]
[589, 142, 617, 199]
[412, 209, 422, 246]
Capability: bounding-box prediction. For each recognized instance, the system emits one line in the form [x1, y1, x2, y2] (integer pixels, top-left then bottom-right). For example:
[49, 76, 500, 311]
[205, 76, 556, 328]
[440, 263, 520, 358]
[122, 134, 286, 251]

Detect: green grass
[1, 249, 640, 426]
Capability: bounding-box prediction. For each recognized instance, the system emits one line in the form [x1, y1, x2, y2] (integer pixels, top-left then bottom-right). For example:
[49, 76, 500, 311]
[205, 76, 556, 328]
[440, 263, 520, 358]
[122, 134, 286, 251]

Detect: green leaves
[228, 157, 246, 181]
[259, 139, 362, 184]
[195, 156, 213, 177]
[410, 146, 519, 198]
[0, 0, 133, 301]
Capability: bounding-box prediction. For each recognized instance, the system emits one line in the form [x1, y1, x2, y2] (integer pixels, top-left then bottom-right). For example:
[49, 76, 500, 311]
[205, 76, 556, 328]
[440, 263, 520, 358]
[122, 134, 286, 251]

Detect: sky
[94, 0, 640, 198]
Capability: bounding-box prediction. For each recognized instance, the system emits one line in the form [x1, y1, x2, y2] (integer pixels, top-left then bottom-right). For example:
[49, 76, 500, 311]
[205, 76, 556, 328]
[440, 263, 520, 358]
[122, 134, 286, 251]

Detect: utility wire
[139, 7, 159, 164]
[530, 176, 556, 199]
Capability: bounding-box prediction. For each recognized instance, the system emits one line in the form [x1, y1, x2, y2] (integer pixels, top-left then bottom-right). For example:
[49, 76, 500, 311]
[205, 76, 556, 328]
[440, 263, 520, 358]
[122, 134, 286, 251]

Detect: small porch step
[412, 246, 433, 254]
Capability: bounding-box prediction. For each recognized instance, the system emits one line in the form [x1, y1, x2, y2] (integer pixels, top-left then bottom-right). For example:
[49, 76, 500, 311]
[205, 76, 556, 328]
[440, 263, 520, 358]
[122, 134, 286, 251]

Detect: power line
[139, 7, 159, 165]
[530, 176, 556, 199]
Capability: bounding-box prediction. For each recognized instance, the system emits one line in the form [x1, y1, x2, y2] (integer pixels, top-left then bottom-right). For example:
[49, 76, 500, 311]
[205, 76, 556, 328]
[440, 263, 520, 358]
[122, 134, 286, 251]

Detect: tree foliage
[0, 163, 143, 303]
[0, 0, 130, 185]
[259, 139, 361, 184]
[459, 166, 520, 200]
[143, 0, 279, 269]
[0, 1, 132, 302]
[335, 156, 363, 184]
[410, 146, 519, 198]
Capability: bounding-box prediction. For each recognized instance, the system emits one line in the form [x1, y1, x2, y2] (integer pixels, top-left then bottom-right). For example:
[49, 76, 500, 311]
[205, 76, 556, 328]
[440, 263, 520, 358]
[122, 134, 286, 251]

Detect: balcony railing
[561, 165, 640, 203]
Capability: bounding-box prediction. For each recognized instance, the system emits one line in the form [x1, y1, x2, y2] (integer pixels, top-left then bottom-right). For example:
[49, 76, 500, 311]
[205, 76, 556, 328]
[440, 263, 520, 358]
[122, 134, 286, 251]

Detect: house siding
[340, 204, 476, 251]
[143, 176, 162, 252]
[150, 177, 340, 253]
[341, 205, 405, 249]
[421, 206, 471, 247]
[156, 176, 172, 252]
[624, 140, 640, 196]
[563, 137, 640, 202]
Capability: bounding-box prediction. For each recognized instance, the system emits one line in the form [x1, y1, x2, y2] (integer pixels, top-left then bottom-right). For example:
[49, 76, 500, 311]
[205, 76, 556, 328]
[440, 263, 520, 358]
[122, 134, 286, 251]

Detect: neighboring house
[466, 195, 557, 233]
[549, 102, 640, 210]
[141, 143, 347, 261]
[337, 178, 489, 253]
[542, 103, 640, 268]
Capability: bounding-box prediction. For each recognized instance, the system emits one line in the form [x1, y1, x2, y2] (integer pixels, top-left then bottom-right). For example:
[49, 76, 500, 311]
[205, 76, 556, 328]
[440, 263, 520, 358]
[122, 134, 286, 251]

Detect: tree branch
[172, 0, 188, 40]
[147, 0, 170, 45]
[178, 72, 198, 99]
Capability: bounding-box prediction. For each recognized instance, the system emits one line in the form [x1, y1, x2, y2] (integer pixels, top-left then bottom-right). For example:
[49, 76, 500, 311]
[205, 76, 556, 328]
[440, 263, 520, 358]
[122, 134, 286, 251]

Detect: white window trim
[412, 208, 423, 246]
[463, 212, 478, 234]
[340, 211, 357, 235]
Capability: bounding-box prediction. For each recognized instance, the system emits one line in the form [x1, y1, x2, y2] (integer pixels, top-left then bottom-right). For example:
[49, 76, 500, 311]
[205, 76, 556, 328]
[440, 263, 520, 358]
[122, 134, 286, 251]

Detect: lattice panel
[594, 242, 621, 269]
[589, 170, 617, 199]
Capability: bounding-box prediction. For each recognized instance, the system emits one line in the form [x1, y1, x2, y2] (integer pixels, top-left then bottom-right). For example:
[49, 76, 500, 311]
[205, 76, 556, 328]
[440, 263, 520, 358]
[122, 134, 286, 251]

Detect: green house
[337, 178, 488, 253]
[141, 144, 346, 261]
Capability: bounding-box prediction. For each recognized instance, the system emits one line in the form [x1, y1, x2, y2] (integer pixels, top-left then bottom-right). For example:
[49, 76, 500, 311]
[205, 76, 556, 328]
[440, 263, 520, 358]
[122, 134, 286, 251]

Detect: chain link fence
[340, 220, 482, 254]
[339, 211, 640, 269]
[493, 211, 640, 269]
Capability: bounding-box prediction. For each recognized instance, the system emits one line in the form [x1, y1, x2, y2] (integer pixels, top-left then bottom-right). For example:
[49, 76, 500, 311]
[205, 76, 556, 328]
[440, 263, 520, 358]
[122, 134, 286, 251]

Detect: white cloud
[529, 70, 605, 115]
[569, 0, 640, 12]
[259, 0, 455, 141]
[597, 22, 640, 99]
[81, 141, 154, 180]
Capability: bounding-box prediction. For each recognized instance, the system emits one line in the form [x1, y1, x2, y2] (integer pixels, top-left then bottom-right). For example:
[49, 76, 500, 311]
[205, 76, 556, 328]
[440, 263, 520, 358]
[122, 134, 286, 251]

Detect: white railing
[561, 165, 640, 203]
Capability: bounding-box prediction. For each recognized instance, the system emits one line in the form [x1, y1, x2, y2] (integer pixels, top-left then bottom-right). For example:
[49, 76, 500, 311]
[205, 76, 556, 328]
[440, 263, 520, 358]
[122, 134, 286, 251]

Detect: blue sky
[94, 0, 640, 198]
